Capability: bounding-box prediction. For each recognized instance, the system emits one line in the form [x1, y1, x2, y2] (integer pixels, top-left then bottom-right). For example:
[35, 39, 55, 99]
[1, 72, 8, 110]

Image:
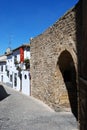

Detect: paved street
[0, 83, 78, 130]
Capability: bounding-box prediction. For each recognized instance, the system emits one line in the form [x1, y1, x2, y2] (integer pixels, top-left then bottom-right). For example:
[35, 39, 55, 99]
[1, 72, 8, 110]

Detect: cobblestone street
[0, 83, 78, 130]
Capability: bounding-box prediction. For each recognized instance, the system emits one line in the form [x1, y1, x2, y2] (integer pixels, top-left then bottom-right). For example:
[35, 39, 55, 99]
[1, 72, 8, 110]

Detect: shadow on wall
[76, 0, 87, 129]
[75, 0, 82, 128]
[0, 85, 10, 101]
[58, 50, 78, 120]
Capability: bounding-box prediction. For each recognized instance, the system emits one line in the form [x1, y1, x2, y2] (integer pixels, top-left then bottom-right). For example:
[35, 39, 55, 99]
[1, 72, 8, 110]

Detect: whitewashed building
[6, 52, 13, 87]
[0, 44, 31, 96]
[0, 55, 9, 83]
[11, 44, 31, 95]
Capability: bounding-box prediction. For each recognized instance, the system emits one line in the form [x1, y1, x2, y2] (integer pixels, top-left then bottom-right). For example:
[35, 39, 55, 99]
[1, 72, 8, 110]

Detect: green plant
[24, 58, 30, 70]
[24, 58, 30, 63]
[14, 60, 19, 64]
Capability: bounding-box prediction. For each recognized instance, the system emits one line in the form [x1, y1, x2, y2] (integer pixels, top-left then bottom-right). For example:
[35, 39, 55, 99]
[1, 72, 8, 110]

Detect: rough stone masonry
[30, 1, 81, 121]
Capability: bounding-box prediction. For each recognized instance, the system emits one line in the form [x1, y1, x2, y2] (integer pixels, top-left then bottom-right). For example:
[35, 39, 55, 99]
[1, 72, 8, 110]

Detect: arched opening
[58, 50, 78, 120]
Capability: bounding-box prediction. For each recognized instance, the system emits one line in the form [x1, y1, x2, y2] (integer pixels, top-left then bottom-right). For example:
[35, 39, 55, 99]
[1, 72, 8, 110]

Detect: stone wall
[30, 2, 81, 114]
[79, 0, 87, 129]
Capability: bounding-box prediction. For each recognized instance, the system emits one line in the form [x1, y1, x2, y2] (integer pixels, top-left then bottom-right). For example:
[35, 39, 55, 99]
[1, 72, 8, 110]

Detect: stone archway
[58, 50, 78, 120]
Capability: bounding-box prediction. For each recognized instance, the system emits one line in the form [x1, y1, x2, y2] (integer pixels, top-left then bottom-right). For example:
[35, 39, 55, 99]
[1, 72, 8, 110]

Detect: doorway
[1, 75, 3, 82]
[20, 73, 22, 92]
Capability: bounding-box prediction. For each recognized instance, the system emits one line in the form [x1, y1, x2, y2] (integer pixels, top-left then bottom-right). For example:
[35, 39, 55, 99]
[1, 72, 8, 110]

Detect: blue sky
[0, 0, 78, 55]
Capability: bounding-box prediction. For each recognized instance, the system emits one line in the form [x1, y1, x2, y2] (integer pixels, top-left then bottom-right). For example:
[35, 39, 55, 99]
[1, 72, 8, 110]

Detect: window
[24, 74, 27, 79]
[7, 70, 9, 77]
[1, 76, 3, 82]
[14, 55, 17, 64]
[14, 73, 17, 87]
[1, 65, 3, 72]
[5, 65, 7, 71]
[24, 59, 30, 70]
[10, 75, 12, 82]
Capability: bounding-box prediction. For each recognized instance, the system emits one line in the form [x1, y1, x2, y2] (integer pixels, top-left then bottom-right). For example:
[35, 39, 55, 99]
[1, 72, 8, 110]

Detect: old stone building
[30, 1, 81, 120]
[31, 0, 87, 130]
[30, 0, 87, 129]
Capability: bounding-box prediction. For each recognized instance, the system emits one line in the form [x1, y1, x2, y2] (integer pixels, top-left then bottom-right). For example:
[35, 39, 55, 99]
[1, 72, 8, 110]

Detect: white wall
[7, 54, 12, 69]
[12, 50, 20, 91]
[3, 64, 9, 83]
[12, 68, 20, 91]
[24, 48, 30, 59]
[2, 46, 31, 96]
[6, 54, 13, 85]
[0, 62, 9, 83]
[21, 71, 30, 96]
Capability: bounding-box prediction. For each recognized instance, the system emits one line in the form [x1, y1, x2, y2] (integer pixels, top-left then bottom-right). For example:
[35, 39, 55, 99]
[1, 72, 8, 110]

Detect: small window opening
[24, 75, 27, 79]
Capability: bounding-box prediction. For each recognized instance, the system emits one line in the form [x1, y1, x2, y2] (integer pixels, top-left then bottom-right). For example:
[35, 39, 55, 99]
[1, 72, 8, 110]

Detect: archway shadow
[65, 81, 78, 120]
[58, 50, 78, 120]
[0, 85, 10, 101]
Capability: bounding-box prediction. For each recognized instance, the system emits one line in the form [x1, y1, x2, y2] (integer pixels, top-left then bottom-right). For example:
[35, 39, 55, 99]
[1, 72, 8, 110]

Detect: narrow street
[0, 83, 78, 130]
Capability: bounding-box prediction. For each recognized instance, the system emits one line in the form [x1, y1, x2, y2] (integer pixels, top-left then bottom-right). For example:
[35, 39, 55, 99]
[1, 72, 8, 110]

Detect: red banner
[20, 47, 24, 62]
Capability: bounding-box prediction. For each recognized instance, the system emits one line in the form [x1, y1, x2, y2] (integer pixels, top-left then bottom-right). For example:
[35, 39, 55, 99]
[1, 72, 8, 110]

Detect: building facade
[0, 55, 9, 83]
[31, 1, 87, 129]
[0, 44, 31, 96]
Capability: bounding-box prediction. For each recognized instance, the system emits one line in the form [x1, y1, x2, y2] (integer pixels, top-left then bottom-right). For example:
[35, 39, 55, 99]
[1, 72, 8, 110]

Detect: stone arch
[58, 47, 77, 71]
[57, 49, 78, 120]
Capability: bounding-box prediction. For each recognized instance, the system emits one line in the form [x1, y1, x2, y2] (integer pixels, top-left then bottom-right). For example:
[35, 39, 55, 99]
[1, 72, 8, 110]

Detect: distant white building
[0, 55, 9, 83]
[0, 44, 31, 96]
[6, 52, 14, 87]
